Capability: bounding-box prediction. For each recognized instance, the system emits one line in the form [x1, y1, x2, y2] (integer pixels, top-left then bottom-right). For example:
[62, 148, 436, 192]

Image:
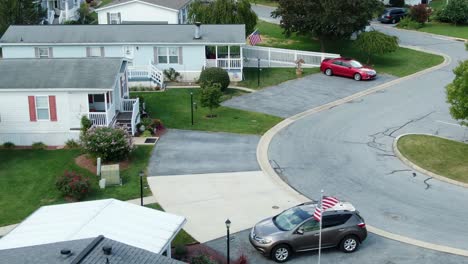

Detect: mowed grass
[0, 146, 153, 226]
[133, 89, 282, 135]
[397, 135, 468, 183]
[257, 21, 445, 77]
[418, 22, 468, 40]
[238, 67, 320, 89]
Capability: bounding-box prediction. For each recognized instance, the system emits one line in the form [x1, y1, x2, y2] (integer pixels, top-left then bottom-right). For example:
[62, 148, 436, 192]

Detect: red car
[320, 58, 377, 81]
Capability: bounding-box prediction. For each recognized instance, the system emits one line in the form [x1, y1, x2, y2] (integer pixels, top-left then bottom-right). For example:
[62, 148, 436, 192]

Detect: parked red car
[320, 58, 377, 81]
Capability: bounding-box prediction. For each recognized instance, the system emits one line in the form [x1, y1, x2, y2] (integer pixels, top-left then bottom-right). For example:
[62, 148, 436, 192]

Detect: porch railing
[130, 98, 140, 136]
[121, 98, 137, 112]
[205, 58, 242, 69]
[88, 112, 107, 127]
[127, 64, 164, 87]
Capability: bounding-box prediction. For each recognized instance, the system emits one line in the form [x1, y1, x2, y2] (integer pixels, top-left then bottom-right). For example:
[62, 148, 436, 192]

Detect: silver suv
[249, 202, 367, 262]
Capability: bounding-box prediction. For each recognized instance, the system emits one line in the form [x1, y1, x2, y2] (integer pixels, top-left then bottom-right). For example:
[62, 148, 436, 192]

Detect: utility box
[101, 164, 121, 186]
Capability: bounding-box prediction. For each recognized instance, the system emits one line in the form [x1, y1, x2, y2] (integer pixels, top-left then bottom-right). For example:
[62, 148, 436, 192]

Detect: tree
[200, 83, 223, 117]
[199, 67, 230, 92]
[446, 60, 468, 126]
[272, 0, 384, 52]
[78, 2, 93, 24]
[389, 0, 405, 7]
[0, 0, 45, 35]
[188, 0, 258, 36]
[436, 0, 468, 25]
[354, 31, 399, 63]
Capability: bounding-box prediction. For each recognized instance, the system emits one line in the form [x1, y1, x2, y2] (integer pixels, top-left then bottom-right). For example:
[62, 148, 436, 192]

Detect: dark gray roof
[0, 236, 185, 264]
[0, 24, 246, 44]
[0, 58, 124, 90]
[98, 0, 192, 10]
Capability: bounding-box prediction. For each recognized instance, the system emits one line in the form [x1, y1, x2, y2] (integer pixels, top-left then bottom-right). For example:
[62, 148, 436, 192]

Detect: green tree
[436, 0, 468, 25]
[188, 0, 258, 36]
[446, 60, 468, 126]
[0, 0, 45, 35]
[78, 2, 93, 24]
[354, 31, 399, 63]
[272, 0, 383, 52]
[200, 83, 223, 117]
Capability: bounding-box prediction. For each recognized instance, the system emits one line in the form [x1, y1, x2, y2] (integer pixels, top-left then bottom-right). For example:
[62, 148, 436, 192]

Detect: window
[157, 47, 180, 64]
[301, 219, 320, 232]
[110, 13, 121, 24]
[36, 96, 49, 120]
[332, 61, 342, 66]
[93, 94, 105, 102]
[38, 48, 49, 58]
[88, 47, 102, 57]
[322, 214, 352, 229]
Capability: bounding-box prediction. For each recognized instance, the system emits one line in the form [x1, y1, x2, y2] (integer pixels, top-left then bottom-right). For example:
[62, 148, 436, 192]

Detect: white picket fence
[243, 46, 340, 68]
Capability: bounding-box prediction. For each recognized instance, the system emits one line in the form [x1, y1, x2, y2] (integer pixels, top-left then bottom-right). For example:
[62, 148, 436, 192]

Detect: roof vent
[103, 246, 112, 255]
[194, 22, 202, 39]
[60, 249, 72, 256]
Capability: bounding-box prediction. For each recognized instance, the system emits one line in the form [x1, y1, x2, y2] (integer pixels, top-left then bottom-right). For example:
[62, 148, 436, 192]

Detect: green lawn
[429, 0, 446, 11]
[238, 67, 320, 89]
[397, 135, 468, 183]
[257, 21, 445, 77]
[133, 89, 282, 134]
[0, 146, 153, 226]
[418, 22, 468, 40]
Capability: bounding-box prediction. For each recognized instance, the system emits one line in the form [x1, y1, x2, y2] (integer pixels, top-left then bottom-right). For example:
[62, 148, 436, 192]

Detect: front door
[291, 219, 321, 251]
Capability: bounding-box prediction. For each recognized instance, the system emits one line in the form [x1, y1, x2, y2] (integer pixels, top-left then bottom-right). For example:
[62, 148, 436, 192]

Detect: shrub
[65, 139, 80, 149]
[81, 127, 134, 162]
[354, 31, 399, 63]
[199, 67, 230, 92]
[174, 244, 187, 257]
[190, 255, 216, 264]
[81, 115, 93, 134]
[389, 0, 405, 7]
[410, 4, 431, 24]
[398, 17, 423, 29]
[141, 130, 152, 137]
[436, 0, 468, 25]
[32, 142, 46, 149]
[200, 83, 222, 117]
[56, 171, 91, 200]
[3, 142, 15, 149]
[163, 68, 181, 82]
[234, 254, 249, 264]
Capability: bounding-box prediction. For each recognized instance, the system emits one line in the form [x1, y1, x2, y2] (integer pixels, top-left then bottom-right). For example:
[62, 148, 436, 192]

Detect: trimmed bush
[81, 115, 93, 134]
[32, 142, 46, 150]
[410, 4, 431, 24]
[65, 139, 80, 149]
[141, 130, 152, 137]
[389, 0, 405, 7]
[198, 67, 230, 92]
[398, 17, 423, 29]
[436, 0, 468, 25]
[56, 170, 91, 200]
[3, 142, 15, 149]
[81, 127, 134, 162]
[163, 68, 181, 82]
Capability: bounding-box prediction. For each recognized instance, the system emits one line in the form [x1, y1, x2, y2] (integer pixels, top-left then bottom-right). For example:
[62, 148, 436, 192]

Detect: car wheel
[340, 235, 359, 253]
[354, 73, 362, 81]
[392, 18, 397, 24]
[271, 244, 291, 263]
[325, 68, 333, 76]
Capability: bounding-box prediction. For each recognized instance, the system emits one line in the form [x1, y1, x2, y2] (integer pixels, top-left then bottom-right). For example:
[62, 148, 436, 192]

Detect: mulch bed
[174, 243, 228, 264]
[75, 154, 130, 174]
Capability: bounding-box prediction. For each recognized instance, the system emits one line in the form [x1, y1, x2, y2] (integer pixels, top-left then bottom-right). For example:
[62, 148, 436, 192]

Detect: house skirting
[0, 130, 80, 146]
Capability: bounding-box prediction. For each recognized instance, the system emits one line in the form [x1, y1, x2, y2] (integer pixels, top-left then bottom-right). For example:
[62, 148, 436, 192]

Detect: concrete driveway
[223, 74, 396, 118]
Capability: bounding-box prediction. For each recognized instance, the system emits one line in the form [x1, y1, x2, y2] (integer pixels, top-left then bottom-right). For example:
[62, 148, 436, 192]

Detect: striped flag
[248, 29, 262, 46]
[313, 196, 339, 221]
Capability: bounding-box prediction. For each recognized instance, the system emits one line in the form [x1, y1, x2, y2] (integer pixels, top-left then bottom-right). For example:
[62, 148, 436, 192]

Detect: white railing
[58, 10, 65, 24]
[150, 64, 164, 87]
[88, 112, 107, 127]
[121, 98, 137, 112]
[242, 46, 340, 68]
[106, 102, 116, 126]
[130, 98, 140, 136]
[48, 10, 55, 24]
[205, 58, 242, 69]
[128, 64, 164, 87]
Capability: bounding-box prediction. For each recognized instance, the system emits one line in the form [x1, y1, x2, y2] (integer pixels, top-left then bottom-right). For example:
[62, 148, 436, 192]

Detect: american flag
[249, 29, 262, 46]
[313, 196, 340, 222]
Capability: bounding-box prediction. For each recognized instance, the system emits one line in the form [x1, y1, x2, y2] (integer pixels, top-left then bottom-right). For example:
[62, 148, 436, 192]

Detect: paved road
[268, 23, 468, 251]
[251, 4, 279, 24]
[147, 129, 260, 176]
[223, 73, 396, 118]
[206, 230, 468, 264]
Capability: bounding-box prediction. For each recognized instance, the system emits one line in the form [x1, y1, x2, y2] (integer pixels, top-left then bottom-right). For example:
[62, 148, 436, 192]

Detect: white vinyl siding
[36, 96, 50, 120]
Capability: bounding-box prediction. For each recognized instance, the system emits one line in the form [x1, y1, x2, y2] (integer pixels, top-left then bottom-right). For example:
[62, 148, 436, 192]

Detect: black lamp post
[190, 92, 194, 125]
[257, 58, 261, 87]
[225, 219, 231, 264]
[139, 170, 144, 206]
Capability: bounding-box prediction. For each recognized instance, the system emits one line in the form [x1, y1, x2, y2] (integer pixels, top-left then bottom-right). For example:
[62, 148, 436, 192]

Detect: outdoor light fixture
[225, 219, 231, 264]
[139, 171, 144, 206]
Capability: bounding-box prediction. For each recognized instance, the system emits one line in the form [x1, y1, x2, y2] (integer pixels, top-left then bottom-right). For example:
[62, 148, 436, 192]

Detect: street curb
[393, 133, 468, 189]
[256, 47, 468, 256]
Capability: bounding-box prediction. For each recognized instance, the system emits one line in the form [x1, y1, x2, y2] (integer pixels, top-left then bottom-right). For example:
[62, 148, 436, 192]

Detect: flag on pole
[248, 29, 262, 46]
[313, 196, 339, 221]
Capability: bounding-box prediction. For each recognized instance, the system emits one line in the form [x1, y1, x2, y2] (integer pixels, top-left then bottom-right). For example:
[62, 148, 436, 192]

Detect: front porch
[205, 45, 243, 70]
[45, 0, 81, 24]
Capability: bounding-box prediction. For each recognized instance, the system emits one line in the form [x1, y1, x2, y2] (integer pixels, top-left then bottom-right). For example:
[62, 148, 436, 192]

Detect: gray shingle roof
[0, 58, 124, 90]
[0, 236, 185, 264]
[0, 24, 246, 44]
[98, 0, 193, 10]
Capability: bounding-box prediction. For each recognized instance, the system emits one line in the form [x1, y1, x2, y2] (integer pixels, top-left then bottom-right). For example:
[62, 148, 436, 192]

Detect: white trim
[0, 42, 246, 46]
[35, 95, 50, 121]
[95, 0, 179, 12]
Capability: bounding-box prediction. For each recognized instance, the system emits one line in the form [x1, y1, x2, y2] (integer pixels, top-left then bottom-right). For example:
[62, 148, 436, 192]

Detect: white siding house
[0, 58, 140, 146]
[0, 24, 246, 85]
[95, 0, 193, 24]
[380, 0, 431, 5]
[41, 0, 85, 24]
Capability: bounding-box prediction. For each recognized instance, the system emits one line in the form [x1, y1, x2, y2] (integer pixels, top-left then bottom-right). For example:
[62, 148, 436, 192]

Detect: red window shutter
[28, 96, 37, 122]
[49, 95, 57, 122]
[88, 94, 94, 103]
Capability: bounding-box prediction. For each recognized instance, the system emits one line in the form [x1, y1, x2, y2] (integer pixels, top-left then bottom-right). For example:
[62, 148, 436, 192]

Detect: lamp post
[225, 219, 231, 264]
[190, 92, 194, 125]
[139, 170, 144, 206]
[257, 58, 261, 87]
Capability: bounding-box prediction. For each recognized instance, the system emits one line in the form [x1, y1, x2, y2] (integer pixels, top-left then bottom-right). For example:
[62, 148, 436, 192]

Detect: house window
[158, 47, 179, 64]
[110, 13, 121, 24]
[35, 96, 49, 120]
[88, 47, 102, 57]
[38, 48, 49, 58]
[93, 94, 105, 102]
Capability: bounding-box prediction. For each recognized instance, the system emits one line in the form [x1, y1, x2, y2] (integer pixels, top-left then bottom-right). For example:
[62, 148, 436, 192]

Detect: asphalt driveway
[147, 129, 260, 176]
[223, 73, 396, 118]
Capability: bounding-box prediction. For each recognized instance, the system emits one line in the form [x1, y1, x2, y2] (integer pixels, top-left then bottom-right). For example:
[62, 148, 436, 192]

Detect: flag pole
[318, 189, 324, 264]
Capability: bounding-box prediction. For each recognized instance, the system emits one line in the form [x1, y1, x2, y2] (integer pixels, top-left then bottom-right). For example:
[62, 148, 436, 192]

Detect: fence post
[294, 50, 297, 62]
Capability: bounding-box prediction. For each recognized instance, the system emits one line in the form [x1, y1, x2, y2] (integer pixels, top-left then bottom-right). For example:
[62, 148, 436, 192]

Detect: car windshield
[350, 60, 363, 68]
[273, 207, 312, 231]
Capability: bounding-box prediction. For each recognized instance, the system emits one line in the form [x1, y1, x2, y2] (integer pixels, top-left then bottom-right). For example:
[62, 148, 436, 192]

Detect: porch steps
[115, 112, 133, 134]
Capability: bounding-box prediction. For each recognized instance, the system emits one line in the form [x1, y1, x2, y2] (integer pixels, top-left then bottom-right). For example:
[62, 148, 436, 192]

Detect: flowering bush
[81, 127, 134, 162]
[56, 171, 91, 200]
[410, 4, 431, 24]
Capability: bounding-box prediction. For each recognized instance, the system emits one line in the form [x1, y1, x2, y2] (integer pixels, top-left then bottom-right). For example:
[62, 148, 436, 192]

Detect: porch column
[104, 92, 108, 125]
[165, 245, 172, 258]
[65, 0, 69, 20]
[227, 46, 231, 70]
[240, 46, 243, 70]
[215, 46, 218, 68]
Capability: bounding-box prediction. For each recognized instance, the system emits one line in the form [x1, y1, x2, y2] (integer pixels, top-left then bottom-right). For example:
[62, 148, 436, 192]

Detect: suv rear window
[322, 214, 352, 228]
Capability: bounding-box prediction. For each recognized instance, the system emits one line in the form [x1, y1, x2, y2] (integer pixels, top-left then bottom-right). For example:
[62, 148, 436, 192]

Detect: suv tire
[271, 244, 291, 263]
[340, 235, 359, 253]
